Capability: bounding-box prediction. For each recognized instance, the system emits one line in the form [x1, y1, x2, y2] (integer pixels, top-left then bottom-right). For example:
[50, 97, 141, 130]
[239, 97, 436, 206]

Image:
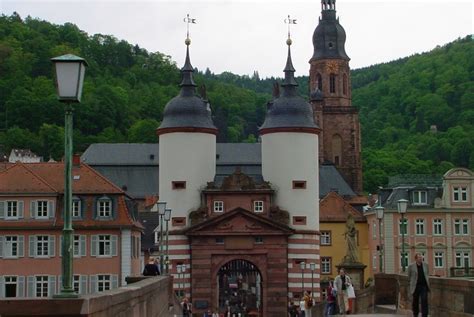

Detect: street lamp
[164, 208, 172, 274]
[51, 54, 87, 298]
[156, 201, 167, 274]
[299, 261, 305, 299]
[181, 264, 186, 298]
[397, 199, 408, 273]
[310, 262, 316, 301]
[375, 206, 384, 273]
[177, 264, 183, 298]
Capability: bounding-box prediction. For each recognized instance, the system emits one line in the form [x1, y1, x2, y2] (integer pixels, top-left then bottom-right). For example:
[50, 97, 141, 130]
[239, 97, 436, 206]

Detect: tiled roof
[320, 192, 366, 222]
[0, 163, 57, 194]
[0, 162, 124, 195]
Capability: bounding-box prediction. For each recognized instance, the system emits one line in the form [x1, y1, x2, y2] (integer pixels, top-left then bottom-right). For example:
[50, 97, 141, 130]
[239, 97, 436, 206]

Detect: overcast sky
[1, 0, 473, 78]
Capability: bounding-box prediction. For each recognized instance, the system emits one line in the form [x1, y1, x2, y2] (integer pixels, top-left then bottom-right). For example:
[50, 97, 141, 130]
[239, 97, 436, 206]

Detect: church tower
[157, 37, 217, 230]
[260, 36, 321, 300]
[309, 0, 363, 193]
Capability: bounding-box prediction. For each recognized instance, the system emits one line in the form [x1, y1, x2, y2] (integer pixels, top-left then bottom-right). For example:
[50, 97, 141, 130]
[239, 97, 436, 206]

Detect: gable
[185, 207, 293, 236]
[444, 168, 474, 179]
[0, 163, 56, 194]
[320, 191, 365, 222]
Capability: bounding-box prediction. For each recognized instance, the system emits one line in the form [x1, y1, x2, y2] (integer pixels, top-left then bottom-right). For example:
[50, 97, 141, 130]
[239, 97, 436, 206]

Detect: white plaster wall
[159, 132, 216, 230]
[262, 132, 319, 230]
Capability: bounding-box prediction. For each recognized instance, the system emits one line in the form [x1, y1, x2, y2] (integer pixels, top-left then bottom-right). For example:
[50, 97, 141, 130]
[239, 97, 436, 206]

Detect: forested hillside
[0, 14, 472, 192]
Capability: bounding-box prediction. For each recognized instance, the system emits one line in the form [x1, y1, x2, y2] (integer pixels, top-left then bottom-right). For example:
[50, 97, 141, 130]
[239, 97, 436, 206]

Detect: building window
[36, 236, 50, 257]
[36, 201, 49, 218]
[35, 276, 49, 298]
[98, 235, 111, 256]
[321, 257, 331, 274]
[213, 201, 224, 213]
[98, 199, 112, 218]
[433, 219, 443, 235]
[454, 219, 469, 235]
[97, 275, 111, 292]
[172, 181, 186, 190]
[329, 74, 336, 93]
[400, 252, 409, 269]
[372, 255, 377, 269]
[253, 201, 264, 213]
[73, 235, 85, 257]
[73, 275, 80, 294]
[317, 73, 322, 91]
[72, 199, 81, 218]
[215, 237, 224, 244]
[4, 235, 23, 258]
[320, 231, 331, 245]
[372, 221, 377, 240]
[453, 186, 468, 202]
[399, 218, 408, 235]
[4, 276, 18, 298]
[292, 181, 307, 189]
[342, 73, 348, 95]
[254, 236, 263, 244]
[292, 216, 307, 225]
[6, 201, 18, 219]
[412, 191, 427, 205]
[434, 252, 444, 268]
[455, 251, 470, 268]
[172, 217, 186, 226]
[415, 219, 425, 235]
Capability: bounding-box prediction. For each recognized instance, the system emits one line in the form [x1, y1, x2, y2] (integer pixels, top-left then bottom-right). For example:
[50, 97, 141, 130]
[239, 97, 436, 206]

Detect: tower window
[172, 181, 186, 190]
[328, 42, 334, 49]
[292, 181, 307, 189]
[330, 74, 336, 93]
[343, 73, 348, 95]
[317, 73, 322, 91]
[172, 217, 186, 226]
[292, 216, 307, 225]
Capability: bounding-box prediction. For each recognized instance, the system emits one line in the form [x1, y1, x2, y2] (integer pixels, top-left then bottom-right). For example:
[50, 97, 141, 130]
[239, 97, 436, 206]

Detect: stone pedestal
[336, 262, 367, 290]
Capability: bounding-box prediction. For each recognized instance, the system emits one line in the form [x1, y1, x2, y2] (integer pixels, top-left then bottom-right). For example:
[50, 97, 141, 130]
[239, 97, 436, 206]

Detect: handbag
[347, 284, 356, 299]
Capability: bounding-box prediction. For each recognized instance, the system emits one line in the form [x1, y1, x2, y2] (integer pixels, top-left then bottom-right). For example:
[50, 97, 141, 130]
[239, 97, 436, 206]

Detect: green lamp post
[375, 205, 385, 273]
[51, 54, 87, 298]
[397, 199, 408, 273]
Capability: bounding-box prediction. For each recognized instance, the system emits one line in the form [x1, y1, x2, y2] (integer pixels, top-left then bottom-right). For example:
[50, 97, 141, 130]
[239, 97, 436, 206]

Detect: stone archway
[217, 259, 263, 316]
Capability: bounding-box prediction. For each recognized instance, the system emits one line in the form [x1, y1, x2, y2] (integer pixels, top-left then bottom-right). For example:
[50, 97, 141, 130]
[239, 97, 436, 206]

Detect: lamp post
[164, 208, 171, 274]
[375, 206, 384, 273]
[181, 264, 186, 298]
[310, 262, 315, 301]
[156, 201, 167, 274]
[299, 261, 305, 299]
[397, 199, 408, 273]
[177, 264, 182, 298]
[51, 54, 87, 298]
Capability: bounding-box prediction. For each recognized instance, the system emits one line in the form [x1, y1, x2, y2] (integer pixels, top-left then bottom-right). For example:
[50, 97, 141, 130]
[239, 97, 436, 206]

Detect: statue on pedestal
[343, 213, 358, 263]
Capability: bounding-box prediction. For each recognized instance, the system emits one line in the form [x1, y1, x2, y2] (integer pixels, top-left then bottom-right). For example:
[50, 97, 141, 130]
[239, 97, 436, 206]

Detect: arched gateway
[217, 259, 263, 316]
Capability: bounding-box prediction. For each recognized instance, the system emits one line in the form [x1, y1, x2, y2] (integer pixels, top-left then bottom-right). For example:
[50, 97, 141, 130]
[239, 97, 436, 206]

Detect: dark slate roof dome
[311, 1, 350, 61]
[260, 40, 319, 133]
[158, 42, 217, 134]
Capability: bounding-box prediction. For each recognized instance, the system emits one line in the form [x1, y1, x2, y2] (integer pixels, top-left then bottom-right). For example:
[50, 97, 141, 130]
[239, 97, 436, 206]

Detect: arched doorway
[217, 259, 263, 316]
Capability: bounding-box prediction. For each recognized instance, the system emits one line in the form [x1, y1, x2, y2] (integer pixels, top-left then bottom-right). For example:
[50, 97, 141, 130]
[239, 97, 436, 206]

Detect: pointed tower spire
[282, 15, 298, 91]
[179, 39, 197, 92]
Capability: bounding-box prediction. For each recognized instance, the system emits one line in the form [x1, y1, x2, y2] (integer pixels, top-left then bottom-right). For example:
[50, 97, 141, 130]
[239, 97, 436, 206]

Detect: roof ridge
[14, 162, 58, 192]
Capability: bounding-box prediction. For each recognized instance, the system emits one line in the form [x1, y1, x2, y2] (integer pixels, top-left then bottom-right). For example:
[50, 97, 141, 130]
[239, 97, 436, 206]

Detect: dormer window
[97, 197, 112, 218]
[253, 201, 264, 213]
[453, 186, 468, 202]
[412, 191, 427, 205]
[72, 198, 81, 218]
[213, 201, 224, 213]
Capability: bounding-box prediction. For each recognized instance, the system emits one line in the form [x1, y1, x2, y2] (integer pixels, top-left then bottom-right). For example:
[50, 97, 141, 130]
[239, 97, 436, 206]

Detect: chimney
[72, 154, 81, 166]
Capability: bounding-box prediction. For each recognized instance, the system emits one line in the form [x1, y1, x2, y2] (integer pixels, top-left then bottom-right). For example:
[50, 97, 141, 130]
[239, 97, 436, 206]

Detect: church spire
[179, 14, 197, 96]
[282, 15, 298, 92]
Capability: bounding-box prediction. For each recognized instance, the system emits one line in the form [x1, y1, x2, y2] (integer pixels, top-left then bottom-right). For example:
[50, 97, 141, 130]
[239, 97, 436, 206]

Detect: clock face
[326, 61, 338, 73]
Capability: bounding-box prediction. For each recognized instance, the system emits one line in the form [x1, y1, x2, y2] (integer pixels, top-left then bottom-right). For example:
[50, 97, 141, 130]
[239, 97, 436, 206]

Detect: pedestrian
[303, 290, 313, 317]
[325, 280, 337, 316]
[181, 297, 192, 317]
[288, 301, 298, 317]
[408, 253, 430, 317]
[142, 257, 160, 276]
[203, 309, 212, 317]
[334, 268, 352, 314]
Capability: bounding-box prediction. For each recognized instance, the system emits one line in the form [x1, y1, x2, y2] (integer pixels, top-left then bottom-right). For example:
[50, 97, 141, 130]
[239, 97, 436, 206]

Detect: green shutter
[0, 201, 4, 218]
[111, 275, 118, 289]
[60, 236, 63, 257]
[48, 201, 55, 218]
[18, 201, 24, 218]
[18, 236, 24, 257]
[27, 276, 35, 297]
[48, 276, 56, 297]
[91, 235, 97, 257]
[0, 236, 3, 258]
[112, 197, 118, 219]
[111, 235, 118, 256]
[0, 276, 4, 298]
[30, 201, 36, 219]
[80, 235, 86, 257]
[17, 276, 25, 297]
[29, 236, 35, 257]
[49, 236, 55, 257]
[80, 275, 87, 295]
[89, 275, 97, 293]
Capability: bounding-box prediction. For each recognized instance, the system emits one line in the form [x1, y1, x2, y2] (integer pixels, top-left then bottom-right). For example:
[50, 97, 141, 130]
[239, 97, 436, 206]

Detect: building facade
[0, 160, 142, 298]
[368, 168, 474, 278]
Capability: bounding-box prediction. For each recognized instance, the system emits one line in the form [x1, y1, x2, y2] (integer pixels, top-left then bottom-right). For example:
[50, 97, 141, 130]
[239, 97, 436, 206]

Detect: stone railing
[0, 276, 177, 317]
[374, 273, 474, 317]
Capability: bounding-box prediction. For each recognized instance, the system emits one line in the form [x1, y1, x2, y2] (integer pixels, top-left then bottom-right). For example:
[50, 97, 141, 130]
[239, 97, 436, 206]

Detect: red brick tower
[309, 0, 363, 193]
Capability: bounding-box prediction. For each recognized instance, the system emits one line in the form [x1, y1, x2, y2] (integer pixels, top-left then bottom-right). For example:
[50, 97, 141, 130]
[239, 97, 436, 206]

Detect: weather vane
[284, 15, 297, 43]
[183, 13, 196, 45]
